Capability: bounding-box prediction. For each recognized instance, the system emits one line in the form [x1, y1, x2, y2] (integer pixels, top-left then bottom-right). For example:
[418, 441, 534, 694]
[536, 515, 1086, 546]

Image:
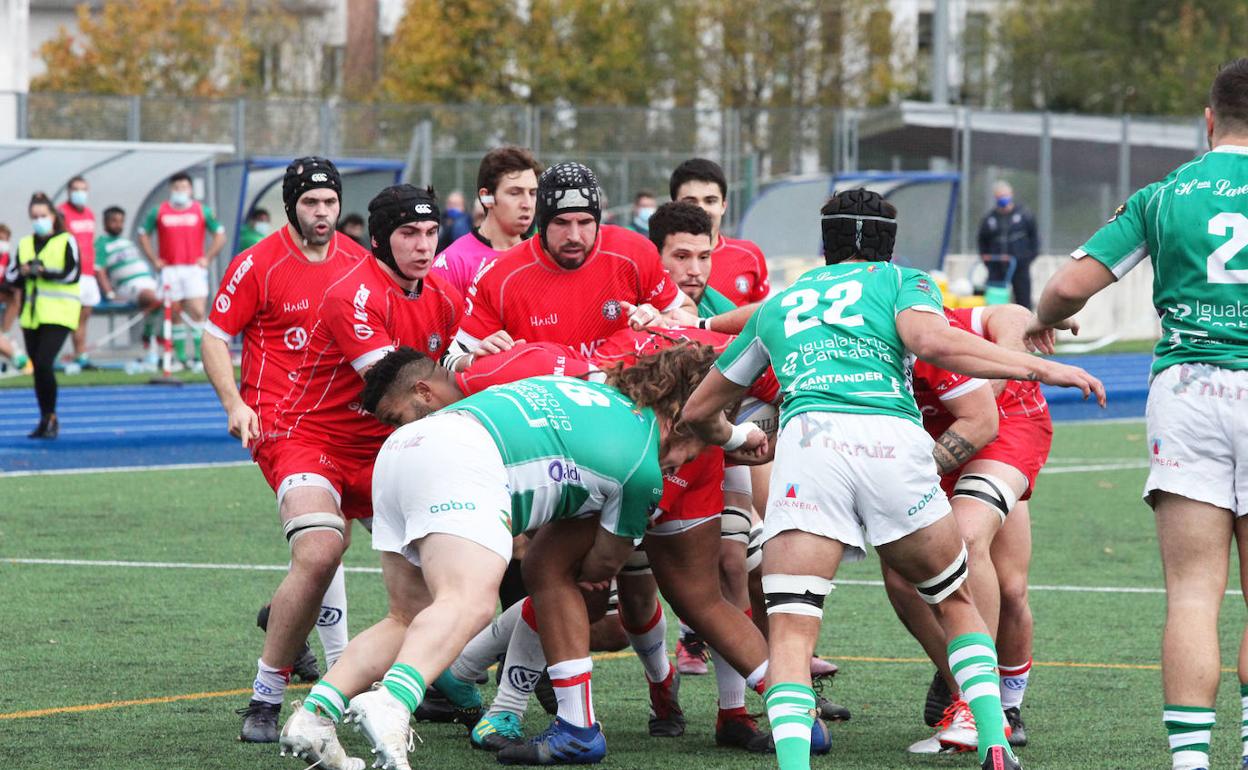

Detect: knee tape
[722, 464, 751, 496]
[953, 473, 1019, 521]
[762, 574, 833, 618]
[915, 544, 969, 605]
[745, 524, 764, 572]
[720, 506, 752, 543]
[283, 512, 345, 547]
[621, 547, 651, 576]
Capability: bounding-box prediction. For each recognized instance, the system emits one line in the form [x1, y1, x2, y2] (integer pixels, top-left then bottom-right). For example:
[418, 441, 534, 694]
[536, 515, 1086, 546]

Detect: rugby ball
[734, 396, 779, 436]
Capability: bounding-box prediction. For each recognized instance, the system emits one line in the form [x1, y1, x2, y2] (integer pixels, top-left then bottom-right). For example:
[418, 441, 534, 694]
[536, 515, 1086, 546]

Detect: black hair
[1211, 58, 1248, 135]
[67, 175, 87, 188]
[820, 188, 897, 264]
[633, 189, 656, 204]
[360, 346, 437, 414]
[248, 207, 270, 221]
[647, 201, 713, 253]
[477, 146, 543, 197]
[170, 171, 192, 186]
[339, 213, 366, 229]
[103, 206, 125, 220]
[28, 192, 65, 234]
[669, 158, 727, 201]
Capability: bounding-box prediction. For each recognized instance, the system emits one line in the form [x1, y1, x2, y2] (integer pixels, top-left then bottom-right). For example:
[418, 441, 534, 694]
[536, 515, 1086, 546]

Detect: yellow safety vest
[17, 233, 81, 330]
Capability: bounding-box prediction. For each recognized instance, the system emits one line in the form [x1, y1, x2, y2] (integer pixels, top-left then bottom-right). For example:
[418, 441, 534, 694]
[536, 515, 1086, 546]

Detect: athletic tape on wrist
[722, 422, 754, 451]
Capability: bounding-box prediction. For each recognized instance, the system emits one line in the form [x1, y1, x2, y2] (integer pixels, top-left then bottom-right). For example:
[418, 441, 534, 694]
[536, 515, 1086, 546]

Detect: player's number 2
[782, 280, 864, 337]
[1208, 212, 1248, 284]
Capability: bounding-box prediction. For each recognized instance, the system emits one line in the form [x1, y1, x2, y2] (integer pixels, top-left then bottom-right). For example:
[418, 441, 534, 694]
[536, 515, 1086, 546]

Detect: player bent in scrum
[278, 349, 710, 770]
[881, 304, 1052, 753]
[682, 188, 1105, 770]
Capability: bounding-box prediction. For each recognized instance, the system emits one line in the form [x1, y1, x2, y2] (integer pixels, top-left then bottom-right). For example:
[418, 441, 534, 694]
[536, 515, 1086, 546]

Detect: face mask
[253, 221, 272, 235]
[170, 191, 191, 207]
[32, 217, 53, 236]
[0, 240, 9, 254]
[69, 190, 88, 208]
[633, 206, 656, 230]
[995, 195, 1013, 209]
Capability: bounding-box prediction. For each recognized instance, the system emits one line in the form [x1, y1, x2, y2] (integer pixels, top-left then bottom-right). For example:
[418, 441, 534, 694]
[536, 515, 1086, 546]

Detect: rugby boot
[278, 703, 365, 770]
[238, 699, 281, 743]
[810, 656, 839, 679]
[936, 700, 978, 753]
[816, 695, 851, 722]
[256, 604, 321, 682]
[412, 685, 482, 728]
[1004, 706, 1027, 747]
[675, 636, 708, 676]
[534, 672, 558, 715]
[344, 686, 414, 770]
[472, 710, 524, 751]
[714, 708, 772, 753]
[924, 668, 953, 727]
[496, 717, 607, 765]
[980, 744, 1023, 770]
[646, 667, 685, 737]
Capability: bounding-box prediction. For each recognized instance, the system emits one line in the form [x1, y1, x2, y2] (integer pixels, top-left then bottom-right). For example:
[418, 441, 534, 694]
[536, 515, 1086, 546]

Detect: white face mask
[32, 216, 54, 236]
[0, 241, 10, 253]
[69, 190, 89, 207]
[253, 221, 272, 236]
[170, 191, 192, 207]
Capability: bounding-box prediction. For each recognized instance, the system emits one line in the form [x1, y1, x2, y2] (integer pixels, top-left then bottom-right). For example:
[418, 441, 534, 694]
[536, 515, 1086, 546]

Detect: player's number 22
[782, 280, 864, 337]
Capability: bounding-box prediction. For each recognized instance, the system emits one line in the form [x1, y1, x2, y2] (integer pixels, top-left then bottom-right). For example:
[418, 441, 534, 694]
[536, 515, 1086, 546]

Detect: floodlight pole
[932, 0, 950, 105]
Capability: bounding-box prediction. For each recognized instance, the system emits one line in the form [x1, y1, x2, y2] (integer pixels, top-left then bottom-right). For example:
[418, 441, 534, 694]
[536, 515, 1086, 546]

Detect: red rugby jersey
[953, 306, 1049, 418]
[274, 258, 462, 451]
[58, 203, 96, 276]
[456, 341, 593, 396]
[708, 235, 769, 305]
[205, 229, 368, 435]
[456, 225, 682, 358]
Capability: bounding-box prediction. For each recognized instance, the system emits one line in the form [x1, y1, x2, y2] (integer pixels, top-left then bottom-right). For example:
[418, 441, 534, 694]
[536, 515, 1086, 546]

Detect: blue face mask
[995, 195, 1013, 209]
[170, 191, 192, 207]
[69, 190, 88, 208]
[633, 206, 656, 230]
[32, 216, 54, 236]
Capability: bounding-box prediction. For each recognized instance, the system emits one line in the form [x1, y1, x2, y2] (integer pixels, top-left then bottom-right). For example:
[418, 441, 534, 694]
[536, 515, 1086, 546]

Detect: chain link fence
[15, 92, 1206, 252]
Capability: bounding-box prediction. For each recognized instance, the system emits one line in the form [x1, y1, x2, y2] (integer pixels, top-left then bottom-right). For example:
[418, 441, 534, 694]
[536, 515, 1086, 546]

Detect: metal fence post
[319, 101, 332, 156]
[16, 91, 27, 139]
[531, 106, 542, 158]
[420, 120, 433, 186]
[959, 107, 972, 255]
[234, 99, 246, 159]
[1038, 111, 1053, 253]
[1117, 114, 1131, 206]
[128, 95, 141, 142]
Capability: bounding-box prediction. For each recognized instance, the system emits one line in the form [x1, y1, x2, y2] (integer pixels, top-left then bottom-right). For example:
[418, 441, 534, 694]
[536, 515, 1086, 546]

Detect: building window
[323, 45, 345, 94]
[917, 11, 933, 53]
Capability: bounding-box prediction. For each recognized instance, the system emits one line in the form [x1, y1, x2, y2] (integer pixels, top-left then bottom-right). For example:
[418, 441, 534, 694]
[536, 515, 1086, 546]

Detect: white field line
[0, 460, 251, 477]
[2, 556, 1221, 595]
[1040, 461, 1148, 474]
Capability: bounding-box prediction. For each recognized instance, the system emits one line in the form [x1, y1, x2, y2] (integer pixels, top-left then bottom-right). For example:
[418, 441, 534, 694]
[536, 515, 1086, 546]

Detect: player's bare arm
[1025, 257, 1113, 352]
[576, 529, 635, 589]
[202, 229, 227, 266]
[136, 230, 161, 269]
[681, 368, 768, 460]
[702, 301, 759, 334]
[932, 383, 999, 476]
[977, 304, 1034, 393]
[201, 333, 259, 447]
[897, 308, 1106, 406]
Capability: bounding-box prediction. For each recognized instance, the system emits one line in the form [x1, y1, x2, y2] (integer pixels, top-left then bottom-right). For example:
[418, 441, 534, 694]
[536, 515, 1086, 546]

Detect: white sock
[548, 657, 595, 728]
[315, 563, 348, 669]
[452, 600, 523, 683]
[998, 659, 1031, 710]
[252, 658, 290, 705]
[745, 660, 768, 692]
[709, 646, 746, 709]
[490, 599, 548, 716]
[623, 600, 670, 684]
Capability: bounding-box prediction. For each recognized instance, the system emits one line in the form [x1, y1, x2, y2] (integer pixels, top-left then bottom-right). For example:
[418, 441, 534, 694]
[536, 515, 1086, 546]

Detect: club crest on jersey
[427, 332, 442, 352]
[735, 275, 750, 295]
[602, 300, 622, 320]
[214, 293, 231, 313]
[284, 326, 308, 351]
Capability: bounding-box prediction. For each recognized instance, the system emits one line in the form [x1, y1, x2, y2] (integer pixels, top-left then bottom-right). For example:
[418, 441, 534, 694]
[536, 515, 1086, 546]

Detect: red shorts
[940, 410, 1053, 501]
[253, 437, 377, 520]
[652, 447, 725, 528]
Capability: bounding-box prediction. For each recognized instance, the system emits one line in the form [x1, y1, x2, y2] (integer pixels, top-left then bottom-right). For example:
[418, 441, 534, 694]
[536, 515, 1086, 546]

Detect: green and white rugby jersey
[697, 286, 737, 319]
[95, 233, 153, 289]
[717, 261, 944, 428]
[1075, 145, 1248, 376]
[443, 376, 662, 539]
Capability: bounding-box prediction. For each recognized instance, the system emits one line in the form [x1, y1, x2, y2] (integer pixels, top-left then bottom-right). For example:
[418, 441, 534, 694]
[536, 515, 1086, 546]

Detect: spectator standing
[59, 176, 113, 368]
[977, 181, 1039, 308]
[437, 190, 472, 252]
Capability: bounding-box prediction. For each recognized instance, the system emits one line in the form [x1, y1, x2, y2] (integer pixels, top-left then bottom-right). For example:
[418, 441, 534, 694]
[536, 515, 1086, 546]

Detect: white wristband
[722, 422, 754, 451]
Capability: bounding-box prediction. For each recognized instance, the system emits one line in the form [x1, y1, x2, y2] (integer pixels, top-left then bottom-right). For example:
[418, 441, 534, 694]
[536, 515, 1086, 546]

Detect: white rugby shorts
[159, 265, 209, 302]
[79, 275, 101, 308]
[115, 276, 157, 305]
[1145, 364, 1248, 516]
[762, 410, 951, 561]
[371, 412, 514, 566]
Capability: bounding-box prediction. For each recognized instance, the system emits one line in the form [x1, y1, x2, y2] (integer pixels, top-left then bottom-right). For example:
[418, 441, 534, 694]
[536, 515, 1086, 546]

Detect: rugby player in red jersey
[203, 157, 371, 743]
[882, 304, 1052, 755]
[452, 161, 695, 362]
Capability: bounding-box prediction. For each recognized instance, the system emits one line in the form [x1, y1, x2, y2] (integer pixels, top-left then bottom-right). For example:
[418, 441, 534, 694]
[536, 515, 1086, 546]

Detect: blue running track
[0, 353, 1153, 474]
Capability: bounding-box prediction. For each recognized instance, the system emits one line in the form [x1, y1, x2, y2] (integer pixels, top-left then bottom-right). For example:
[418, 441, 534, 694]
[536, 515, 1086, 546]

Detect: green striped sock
[382, 663, 426, 715]
[304, 681, 347, 722]
[948, 632, 1011, 764]
[765, 682, 816, 770]
[1241, 683, 1248, 757]
[1164, 704, 1214, 769]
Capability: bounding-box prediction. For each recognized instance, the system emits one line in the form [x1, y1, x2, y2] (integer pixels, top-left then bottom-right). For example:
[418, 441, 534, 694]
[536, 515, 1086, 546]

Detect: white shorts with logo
[115, 276, 158, 305]
[762, 410, 952, 561]
[1145, 364, 1248, 516]
[160, 265, 209, 302]
[79, 275, 101, 308]
[371, 412, 514, 567]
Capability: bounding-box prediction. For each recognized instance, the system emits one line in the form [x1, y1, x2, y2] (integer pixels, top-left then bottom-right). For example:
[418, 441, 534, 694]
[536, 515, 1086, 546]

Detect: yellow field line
[3, 651, 1227, 722]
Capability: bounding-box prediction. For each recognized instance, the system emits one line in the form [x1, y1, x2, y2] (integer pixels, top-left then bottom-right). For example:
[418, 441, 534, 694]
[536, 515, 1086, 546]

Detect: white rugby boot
[344, 686, 415, 770]
[279, 703, 365, 770]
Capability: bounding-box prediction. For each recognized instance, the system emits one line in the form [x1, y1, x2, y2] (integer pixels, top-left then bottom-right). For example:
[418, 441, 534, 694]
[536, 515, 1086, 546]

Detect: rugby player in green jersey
[278, 347, 712, 770]
[683, 188, 1103, 770]
[1027, 59, 1248, 770]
